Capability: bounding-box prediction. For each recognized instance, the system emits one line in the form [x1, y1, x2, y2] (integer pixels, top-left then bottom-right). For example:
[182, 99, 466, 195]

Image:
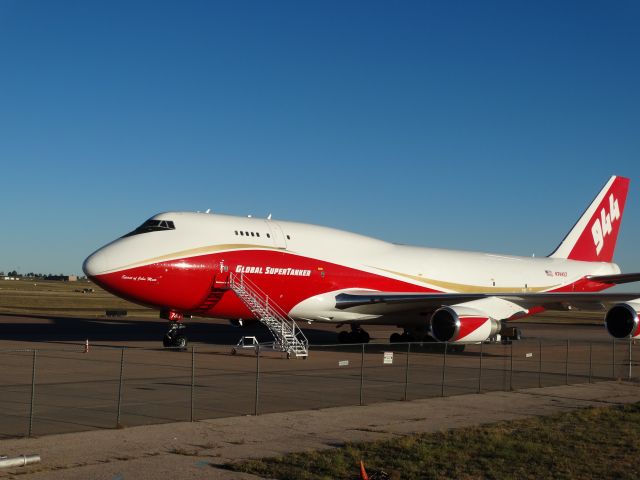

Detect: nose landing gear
[161, 309, 188, 350]
[163, 321, 188, 349]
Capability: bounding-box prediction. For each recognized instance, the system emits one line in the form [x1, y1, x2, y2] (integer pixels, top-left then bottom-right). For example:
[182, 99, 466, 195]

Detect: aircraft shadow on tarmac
[0, 313, 339, 347]
[0, 313, 513, 356]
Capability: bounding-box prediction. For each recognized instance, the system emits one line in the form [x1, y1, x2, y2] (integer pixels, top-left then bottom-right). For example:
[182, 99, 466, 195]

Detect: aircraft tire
[173, 334, 188, 350]
[338, 331, 350, 344]
[401, 332, 415, 342]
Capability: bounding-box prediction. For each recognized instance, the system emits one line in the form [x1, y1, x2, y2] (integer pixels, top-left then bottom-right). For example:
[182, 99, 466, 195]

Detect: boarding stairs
[192, 289, 226, 315]
[226, 272, 309, 358]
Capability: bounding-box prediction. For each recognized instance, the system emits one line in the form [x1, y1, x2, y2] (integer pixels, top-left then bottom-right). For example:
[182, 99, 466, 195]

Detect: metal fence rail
[0, 338, 636, 438]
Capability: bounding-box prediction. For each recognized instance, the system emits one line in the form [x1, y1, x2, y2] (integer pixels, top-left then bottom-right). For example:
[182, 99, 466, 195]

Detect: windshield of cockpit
[122, 219, 175, 238]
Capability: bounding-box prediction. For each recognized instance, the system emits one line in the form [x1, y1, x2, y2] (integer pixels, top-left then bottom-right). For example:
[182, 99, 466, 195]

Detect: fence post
[28, 349, 37, 437]
[403, 342, 411, 401]
[254, 345, 260, 416]
[441, 343, 448, 397]
[359, 343, 365, 406]
[503, 343, 508, 391]
[538, 340, 542, 388]
[478, 341, 483, 393]
[629, 339, 633, 381]
[612, 338, 616, 379]
[509, 342, 514, 391]
[190, 346, 195, 422]
[565, 339, 569, 385]
[589, 343, 593, 383]
[116, 347, 125, 427]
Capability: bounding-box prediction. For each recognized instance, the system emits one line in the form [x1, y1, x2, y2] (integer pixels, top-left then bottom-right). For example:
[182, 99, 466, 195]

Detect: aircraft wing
[335, 291, 640, 317]
[587, 272, 640, 285]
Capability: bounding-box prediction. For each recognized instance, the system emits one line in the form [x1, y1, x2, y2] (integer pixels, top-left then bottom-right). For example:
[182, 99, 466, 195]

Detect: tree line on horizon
[1, 271, 85, 280]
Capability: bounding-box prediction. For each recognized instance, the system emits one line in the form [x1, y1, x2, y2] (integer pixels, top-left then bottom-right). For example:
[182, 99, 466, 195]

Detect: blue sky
[0, 0, 639, 278]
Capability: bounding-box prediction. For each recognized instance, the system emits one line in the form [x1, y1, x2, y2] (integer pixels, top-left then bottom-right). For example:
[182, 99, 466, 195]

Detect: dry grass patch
[0, 279, 154, 317]
[224, 402, 640, 479]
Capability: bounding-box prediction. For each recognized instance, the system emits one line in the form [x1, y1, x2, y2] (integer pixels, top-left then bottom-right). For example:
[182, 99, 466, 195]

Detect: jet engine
[605, 303, 640, 339]
[430, 305, 500, 343]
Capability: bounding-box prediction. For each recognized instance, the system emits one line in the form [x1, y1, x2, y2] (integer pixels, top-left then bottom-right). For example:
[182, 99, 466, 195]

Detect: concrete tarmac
[0, 381, 639, 479]
[1, 313, 638, 478]
[1, 314, 638, 437]
[1, 320, 635, 439]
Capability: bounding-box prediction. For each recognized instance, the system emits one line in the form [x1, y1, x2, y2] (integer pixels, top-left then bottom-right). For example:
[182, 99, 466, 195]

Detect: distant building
[46, 275, 78, 282]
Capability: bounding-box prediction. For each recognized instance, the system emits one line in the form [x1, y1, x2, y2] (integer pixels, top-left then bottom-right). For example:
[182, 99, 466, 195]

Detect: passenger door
[266, 221, 287, 249]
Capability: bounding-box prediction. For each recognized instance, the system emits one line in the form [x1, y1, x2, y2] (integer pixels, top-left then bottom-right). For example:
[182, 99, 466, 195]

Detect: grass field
[0, 278, 156, 317]
[224, 401, 640, 480]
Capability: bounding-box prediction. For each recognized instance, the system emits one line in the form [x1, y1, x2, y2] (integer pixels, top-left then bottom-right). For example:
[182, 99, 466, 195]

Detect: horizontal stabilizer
[587, 273, 640, 285]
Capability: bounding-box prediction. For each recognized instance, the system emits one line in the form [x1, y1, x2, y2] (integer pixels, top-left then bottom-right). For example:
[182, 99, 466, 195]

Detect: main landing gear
[500, 326, 522, 344]
[337, 325, 370, 344]
[389, 331, 415, 343]
[389, 329, 466, 352]
[161, 309, 188, 350]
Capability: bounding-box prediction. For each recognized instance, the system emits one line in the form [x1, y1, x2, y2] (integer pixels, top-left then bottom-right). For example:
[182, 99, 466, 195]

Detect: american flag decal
[545, 270, 554, 277]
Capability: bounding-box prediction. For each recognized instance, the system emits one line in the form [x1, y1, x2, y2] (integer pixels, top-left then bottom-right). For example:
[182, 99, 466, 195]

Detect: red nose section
[91, 260, 214, 311]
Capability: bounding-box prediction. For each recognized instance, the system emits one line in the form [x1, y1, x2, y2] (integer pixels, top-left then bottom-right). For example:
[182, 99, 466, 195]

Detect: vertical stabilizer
[549, 176, 630, 262]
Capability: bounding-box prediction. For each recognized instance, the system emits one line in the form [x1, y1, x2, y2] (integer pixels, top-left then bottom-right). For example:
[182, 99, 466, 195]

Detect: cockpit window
[122, 219, 176, 238]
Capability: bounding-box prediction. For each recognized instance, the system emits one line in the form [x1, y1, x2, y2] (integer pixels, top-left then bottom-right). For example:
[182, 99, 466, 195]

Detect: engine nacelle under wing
[430, 305, 500, 343]
[605, 303, 640, 339]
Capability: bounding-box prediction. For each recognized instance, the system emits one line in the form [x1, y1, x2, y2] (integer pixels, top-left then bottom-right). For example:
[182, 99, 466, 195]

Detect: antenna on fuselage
[267, 213, 272, 220]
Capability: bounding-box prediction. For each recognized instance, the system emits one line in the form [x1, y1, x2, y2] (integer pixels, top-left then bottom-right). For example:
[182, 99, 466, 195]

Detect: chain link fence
[0, 339, 637, 438]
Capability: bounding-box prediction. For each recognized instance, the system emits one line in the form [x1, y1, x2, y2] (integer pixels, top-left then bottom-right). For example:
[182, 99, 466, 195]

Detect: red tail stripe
[567, 177, 629, 262]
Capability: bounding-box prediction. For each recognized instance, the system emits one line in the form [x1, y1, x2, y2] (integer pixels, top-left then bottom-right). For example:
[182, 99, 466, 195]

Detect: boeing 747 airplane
[83, 176, 640, 352]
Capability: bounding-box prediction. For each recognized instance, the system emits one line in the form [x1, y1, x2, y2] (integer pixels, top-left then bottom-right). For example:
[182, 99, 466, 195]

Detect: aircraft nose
[82, 249, 111, 278]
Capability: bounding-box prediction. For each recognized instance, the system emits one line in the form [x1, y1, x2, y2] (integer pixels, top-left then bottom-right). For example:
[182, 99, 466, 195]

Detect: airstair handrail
[227, 272, 308, 357]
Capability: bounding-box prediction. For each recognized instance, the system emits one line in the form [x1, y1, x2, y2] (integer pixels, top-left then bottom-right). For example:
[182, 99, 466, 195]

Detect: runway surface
[0, 313, 637, 440]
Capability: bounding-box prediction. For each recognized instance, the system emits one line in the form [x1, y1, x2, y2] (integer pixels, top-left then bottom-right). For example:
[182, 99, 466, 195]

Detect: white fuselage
[83, 212, 620, 324]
